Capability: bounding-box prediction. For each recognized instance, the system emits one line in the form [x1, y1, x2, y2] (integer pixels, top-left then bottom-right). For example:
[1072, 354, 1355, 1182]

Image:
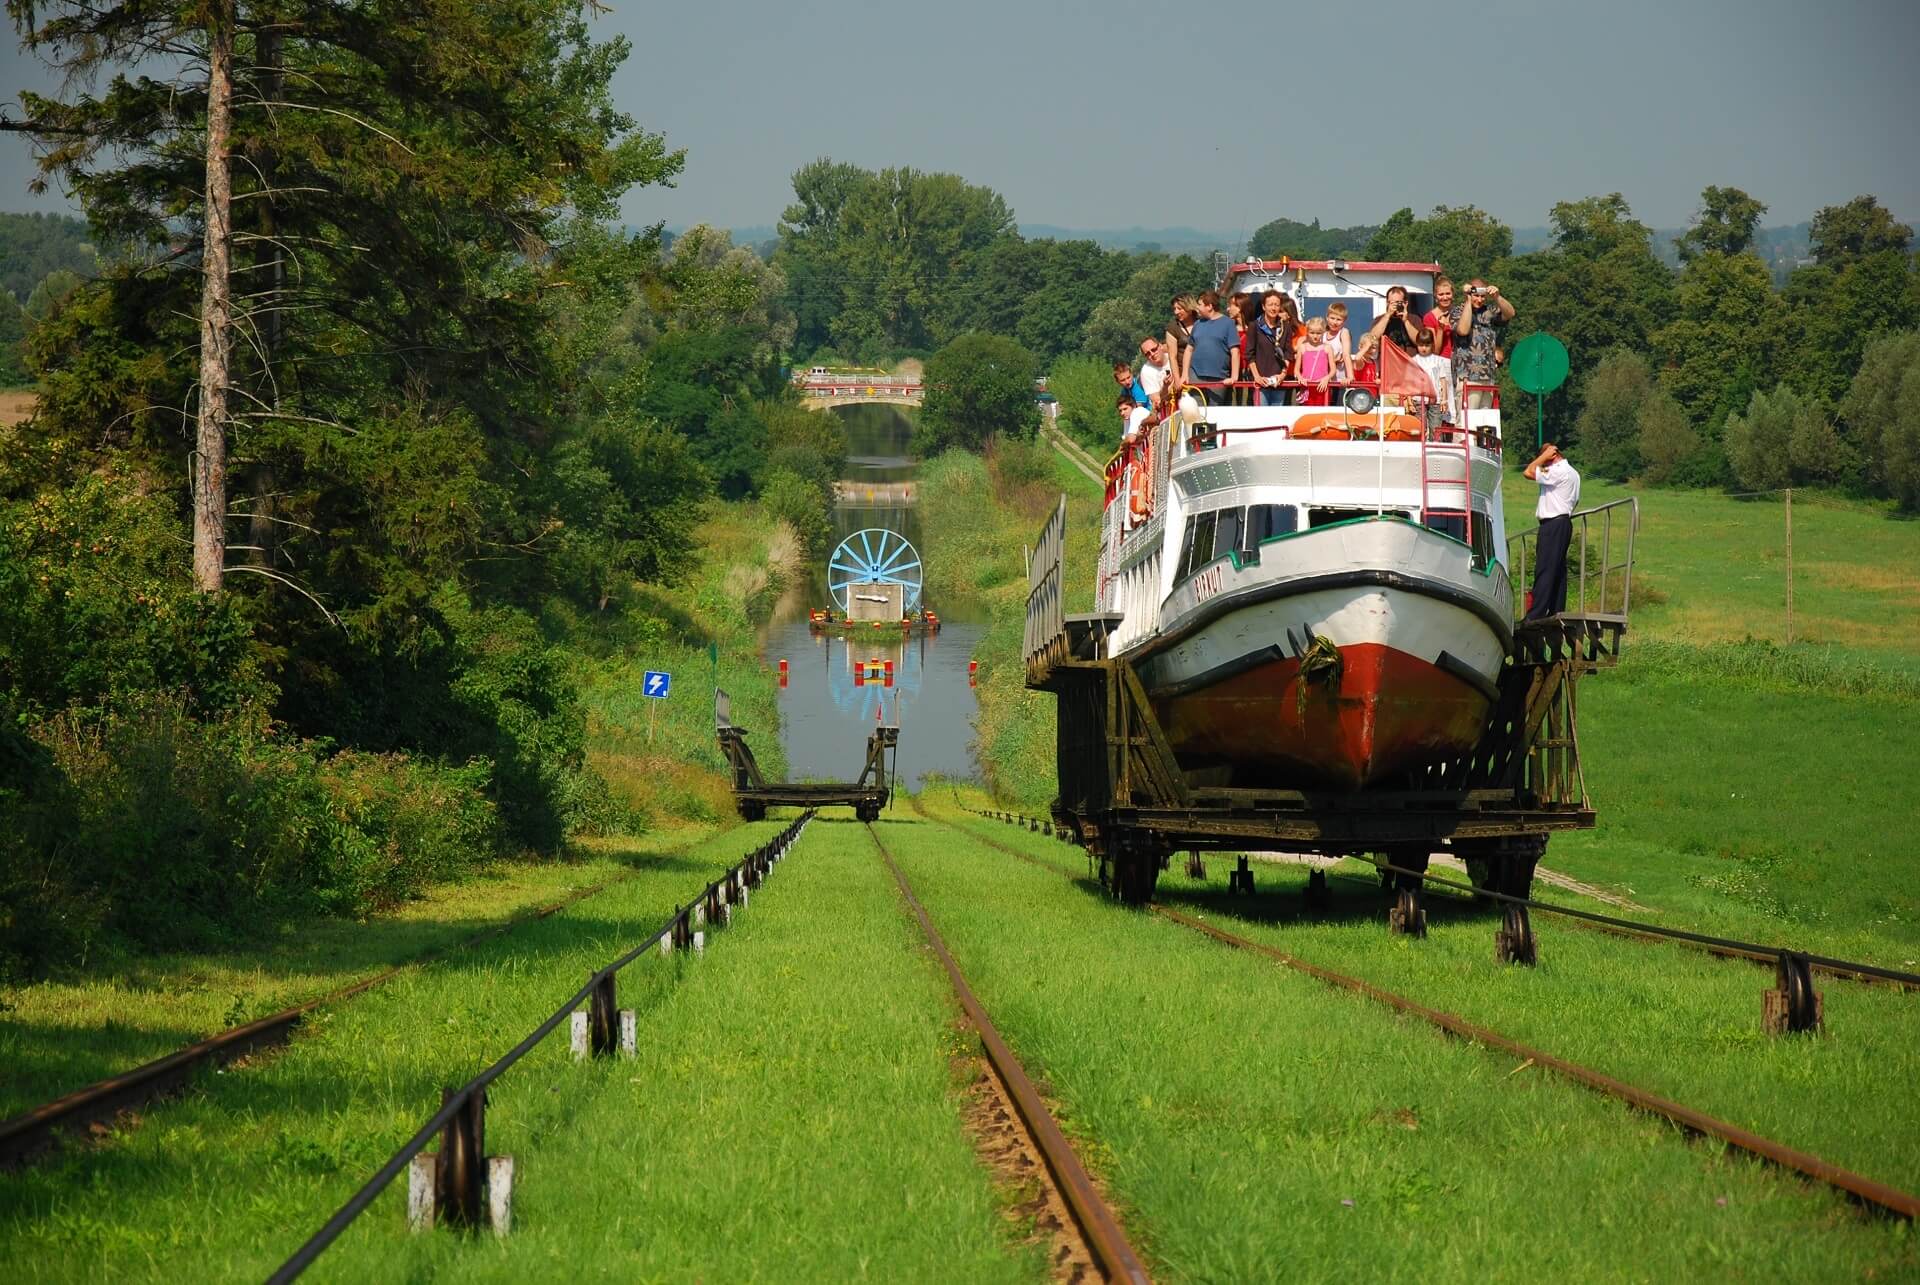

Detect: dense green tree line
[772, 158, 1916, 505]
[0, 0, 824, 975]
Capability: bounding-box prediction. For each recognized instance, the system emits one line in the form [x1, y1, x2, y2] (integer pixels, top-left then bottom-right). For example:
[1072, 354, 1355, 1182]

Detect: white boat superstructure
[1095, 261, 1517, 789]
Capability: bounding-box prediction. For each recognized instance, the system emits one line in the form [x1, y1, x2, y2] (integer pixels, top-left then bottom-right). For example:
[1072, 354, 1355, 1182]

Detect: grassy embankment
[936, 439, 1920, 966]
[0, 503, 796, 1116]
[898, 799, 1917, 1280]
[916, 447, 1104, 811]
[0, 820, 785, 1279]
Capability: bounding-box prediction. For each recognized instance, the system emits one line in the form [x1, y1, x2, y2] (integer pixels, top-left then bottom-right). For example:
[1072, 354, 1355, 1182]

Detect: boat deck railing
[1507, 496, 1640, 628]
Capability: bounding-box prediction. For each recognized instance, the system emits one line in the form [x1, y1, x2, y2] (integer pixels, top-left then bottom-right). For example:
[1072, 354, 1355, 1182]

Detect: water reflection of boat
[808, 607, 941, 636]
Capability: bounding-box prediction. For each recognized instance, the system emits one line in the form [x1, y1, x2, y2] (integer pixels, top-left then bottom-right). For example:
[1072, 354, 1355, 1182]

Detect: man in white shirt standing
[1522, 443, 1581, 620]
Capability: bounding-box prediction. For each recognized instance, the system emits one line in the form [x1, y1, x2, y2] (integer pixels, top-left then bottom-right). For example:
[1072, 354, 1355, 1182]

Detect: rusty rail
[0, 857, 681, 1170]
[1358, 854, 1920, 992]
[937, 801, 1920, 1222]
[865, 823, 1151, 1284]
[958, 800, 1920, 993]
[1155, 905, 1919, 1220]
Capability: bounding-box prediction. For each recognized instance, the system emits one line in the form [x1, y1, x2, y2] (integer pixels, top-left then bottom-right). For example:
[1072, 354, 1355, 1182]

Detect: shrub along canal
[762, 403, 988, 791]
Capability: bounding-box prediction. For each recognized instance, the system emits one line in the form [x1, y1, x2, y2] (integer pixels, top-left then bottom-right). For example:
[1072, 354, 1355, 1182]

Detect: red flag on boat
[1378, 340, 1436, 402]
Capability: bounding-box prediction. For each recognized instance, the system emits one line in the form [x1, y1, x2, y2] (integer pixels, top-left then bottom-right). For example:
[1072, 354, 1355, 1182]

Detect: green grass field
[0, 829, 717, 1121]
[899, 798, 1916, 1280]
[0, 823, 791, 1280]
[927, 792, 1920, 1198]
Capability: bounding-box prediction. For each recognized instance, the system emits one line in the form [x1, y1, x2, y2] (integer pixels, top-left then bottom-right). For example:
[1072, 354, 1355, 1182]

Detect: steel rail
[960, 803, 1920, 993]
[266, 813, 812, 1283]
[1357, 855, 1920, 991]
[0, 855, 682, 1170]
[864, 823, 1152, 1285]
[934, 803, 1920, 1222]
[1155, 905, 1920, 1221]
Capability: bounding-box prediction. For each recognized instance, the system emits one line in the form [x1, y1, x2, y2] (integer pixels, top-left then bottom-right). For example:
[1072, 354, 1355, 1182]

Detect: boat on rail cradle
[1099, 260, 1509, 791]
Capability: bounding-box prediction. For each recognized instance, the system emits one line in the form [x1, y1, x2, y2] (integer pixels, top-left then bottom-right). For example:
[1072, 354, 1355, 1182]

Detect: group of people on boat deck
[1110, 276, 1517, 441]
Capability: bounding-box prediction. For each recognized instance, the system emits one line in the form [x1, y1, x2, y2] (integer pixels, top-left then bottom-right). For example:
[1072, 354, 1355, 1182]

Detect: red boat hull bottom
[1150, 643, 1490, 791]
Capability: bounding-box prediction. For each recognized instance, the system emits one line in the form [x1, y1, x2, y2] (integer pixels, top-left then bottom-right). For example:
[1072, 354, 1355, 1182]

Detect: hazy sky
[5, 0, 1917, 237]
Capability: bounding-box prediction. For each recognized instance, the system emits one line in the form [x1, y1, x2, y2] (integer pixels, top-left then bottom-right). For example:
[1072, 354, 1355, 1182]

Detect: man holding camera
[1365, 285, 1424, 357]
[1522, 441, 1580, 620]
[1452, 278, 1514, 409]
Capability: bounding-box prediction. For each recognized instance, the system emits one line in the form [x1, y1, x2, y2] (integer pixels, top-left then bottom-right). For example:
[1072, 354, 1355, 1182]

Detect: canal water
[762, 404, 987, 791]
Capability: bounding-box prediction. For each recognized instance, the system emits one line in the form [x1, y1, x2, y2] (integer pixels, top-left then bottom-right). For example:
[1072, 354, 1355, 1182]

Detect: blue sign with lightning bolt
[642, 670, 671, 699]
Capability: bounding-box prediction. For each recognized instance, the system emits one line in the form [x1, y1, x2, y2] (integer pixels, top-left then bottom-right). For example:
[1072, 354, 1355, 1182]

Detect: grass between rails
[0, 829, 721, 1121]
[0, 821, 791, 1282]
[927, 791, 1920, 1205]
[905, 796, 1917, 1280]
[337, 816, 1040, 1282]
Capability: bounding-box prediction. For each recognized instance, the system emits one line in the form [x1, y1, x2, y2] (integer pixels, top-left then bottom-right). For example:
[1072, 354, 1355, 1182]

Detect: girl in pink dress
[1296, 318, 1333, 406]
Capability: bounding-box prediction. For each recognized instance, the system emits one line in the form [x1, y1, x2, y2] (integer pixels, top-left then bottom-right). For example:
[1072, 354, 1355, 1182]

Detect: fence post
[1785, 488, 1794, 646]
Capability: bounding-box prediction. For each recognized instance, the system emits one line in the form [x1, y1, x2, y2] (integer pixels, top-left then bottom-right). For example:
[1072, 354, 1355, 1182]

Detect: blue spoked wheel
[828, 528, 922, 613]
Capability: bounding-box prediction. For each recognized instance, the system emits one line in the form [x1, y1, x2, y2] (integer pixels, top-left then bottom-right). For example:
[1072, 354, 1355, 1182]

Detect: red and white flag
[1378, 340, 1436, 402]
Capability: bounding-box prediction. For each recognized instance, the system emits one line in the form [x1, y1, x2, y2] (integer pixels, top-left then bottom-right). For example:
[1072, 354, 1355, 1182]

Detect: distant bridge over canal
[796, 375, 924, 409]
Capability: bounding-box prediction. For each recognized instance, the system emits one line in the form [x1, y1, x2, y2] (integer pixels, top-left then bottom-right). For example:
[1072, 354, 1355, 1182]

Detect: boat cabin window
[1422, 508, 1497, 571]
[1211, 508, 1241, 563]
[1245, 503, 1297, 546]
[1308, 505, 1408, 529]
[1177, 510, 1217, 580]
[1180, 504, 1303, 577]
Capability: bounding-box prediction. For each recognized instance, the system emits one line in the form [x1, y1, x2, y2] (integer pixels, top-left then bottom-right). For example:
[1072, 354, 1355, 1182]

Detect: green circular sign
[1511, 332, 1570, 395]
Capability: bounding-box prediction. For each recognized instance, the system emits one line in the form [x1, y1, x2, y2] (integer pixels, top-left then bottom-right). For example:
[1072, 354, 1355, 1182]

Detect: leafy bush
[1636, 390, 1702, 485]
[761, 396, 849, 482]
[315, 751, 500, 909]
[1573, 349, 1652, 480]
[0, 698, 509, 978]
[433, 588, 598, 855]
[1838, 331, 1920, 508]
[0, 468, 263, 720]
[1724, 386, 1847, 490]
[544, 417, 710, 610]
[759, 467, 833, 558]
[1050, 353, 1124, 455]
[986, 433, 1055, 495]
[917, 333, 1039, 455]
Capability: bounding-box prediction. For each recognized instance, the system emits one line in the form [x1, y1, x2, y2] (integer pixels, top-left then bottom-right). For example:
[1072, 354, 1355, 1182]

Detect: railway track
[935, 800, 1920, 1222]
[0, 830, 760, 1171]
[863, 821, 1151, 1285]
[966, 804, 1920, 994]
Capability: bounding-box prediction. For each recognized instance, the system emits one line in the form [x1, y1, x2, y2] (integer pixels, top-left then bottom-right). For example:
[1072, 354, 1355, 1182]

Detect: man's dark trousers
[1525, 514, 1573, 620]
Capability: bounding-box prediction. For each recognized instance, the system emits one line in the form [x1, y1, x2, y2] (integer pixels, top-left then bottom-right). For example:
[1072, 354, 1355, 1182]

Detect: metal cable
[267, 814, 812, 1282]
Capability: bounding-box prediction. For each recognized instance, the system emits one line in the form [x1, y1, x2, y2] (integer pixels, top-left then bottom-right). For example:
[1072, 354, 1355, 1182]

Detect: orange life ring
[1290, 412, 1425, 442]
[1128, 464, 1151, 516]
[1291, 413, 1357, 440]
